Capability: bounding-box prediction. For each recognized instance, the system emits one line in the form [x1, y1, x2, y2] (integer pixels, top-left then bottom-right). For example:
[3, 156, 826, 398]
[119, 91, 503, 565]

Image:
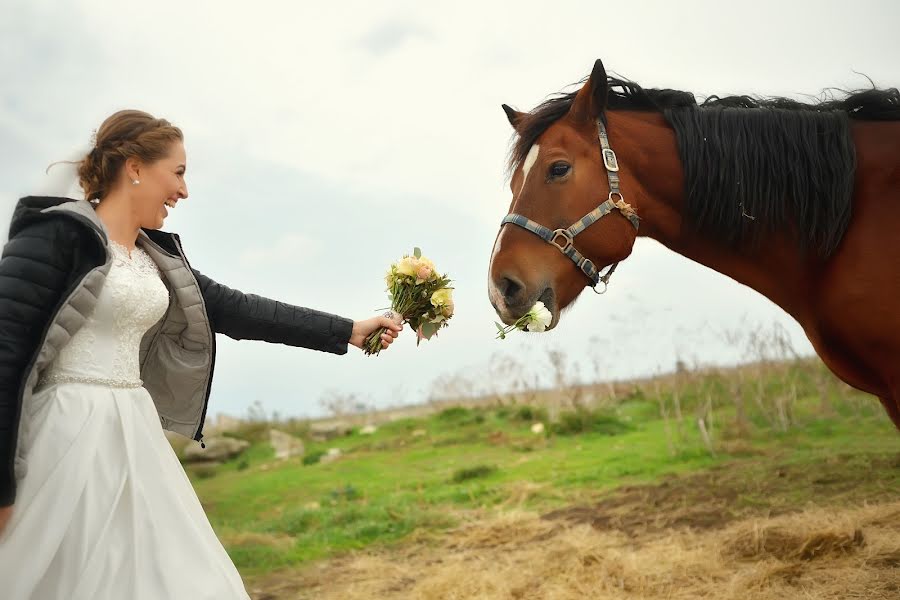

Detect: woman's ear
[124, 157, 142, 183]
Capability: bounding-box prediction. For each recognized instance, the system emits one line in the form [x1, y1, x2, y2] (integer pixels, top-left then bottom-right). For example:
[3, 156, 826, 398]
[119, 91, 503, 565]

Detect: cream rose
[384, 269, 397, 289]
[396, 256, 419, 277]
[430, 288, 453, 308]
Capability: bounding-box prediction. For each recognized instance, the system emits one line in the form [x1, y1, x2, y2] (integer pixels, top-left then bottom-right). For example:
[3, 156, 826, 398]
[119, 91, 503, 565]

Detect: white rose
[524, 301, 552, 332]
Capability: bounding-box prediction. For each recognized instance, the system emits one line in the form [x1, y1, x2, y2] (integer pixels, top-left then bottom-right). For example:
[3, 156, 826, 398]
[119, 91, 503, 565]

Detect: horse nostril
[498, 275, 525, 305]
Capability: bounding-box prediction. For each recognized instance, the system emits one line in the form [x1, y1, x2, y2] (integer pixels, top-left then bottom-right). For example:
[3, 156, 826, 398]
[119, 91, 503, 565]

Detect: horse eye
[549, 162, 571, 179]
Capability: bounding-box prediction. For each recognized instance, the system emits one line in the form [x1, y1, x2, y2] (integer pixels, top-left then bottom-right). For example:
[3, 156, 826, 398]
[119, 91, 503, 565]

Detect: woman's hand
[350, 312, 403, 351]
[0, 505, 12, 536]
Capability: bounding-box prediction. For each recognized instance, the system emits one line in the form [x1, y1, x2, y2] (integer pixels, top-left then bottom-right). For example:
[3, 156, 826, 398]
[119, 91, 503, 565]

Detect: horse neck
[608, 110, 813, 319]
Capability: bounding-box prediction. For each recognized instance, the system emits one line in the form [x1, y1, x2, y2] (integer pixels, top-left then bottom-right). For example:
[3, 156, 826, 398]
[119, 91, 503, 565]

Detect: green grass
[451, 464, 497, 483]
[189, 361, 900, 575]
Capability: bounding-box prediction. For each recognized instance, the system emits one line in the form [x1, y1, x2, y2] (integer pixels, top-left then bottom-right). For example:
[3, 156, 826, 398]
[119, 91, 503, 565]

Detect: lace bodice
[40, 242, 169, 388]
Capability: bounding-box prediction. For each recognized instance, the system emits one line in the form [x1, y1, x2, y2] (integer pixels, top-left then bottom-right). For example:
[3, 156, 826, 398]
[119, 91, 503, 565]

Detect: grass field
[183, 358, 900, 599]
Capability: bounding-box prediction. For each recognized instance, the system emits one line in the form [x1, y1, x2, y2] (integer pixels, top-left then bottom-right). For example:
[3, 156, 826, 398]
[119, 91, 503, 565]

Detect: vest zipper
[170, 234, 217, 444]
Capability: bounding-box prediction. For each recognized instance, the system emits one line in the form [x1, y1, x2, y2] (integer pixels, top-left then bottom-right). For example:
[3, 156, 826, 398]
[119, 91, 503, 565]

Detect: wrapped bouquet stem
[364, 248, 454, 356]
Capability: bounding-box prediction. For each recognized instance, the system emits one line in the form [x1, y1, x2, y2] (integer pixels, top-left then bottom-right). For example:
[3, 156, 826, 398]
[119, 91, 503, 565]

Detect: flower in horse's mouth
[524, 301, 552, 332]
[495, 301, 553, 339]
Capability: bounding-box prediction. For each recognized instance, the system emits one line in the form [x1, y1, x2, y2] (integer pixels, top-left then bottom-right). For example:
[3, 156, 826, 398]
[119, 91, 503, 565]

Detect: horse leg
[806, 331, 899, 431]
[882, 380, 900, 431]
[806, 329, 886, 397]
[878, 396, 900, 431]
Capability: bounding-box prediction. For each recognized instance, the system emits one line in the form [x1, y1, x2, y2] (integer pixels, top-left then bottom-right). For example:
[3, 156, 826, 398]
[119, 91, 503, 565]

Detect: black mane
[510, 77, 900, 257]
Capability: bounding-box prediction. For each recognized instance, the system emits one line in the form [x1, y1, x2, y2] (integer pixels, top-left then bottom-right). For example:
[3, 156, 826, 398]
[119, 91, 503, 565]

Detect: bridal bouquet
[495, 301, 552, 339]
[364, 248, 454, 356]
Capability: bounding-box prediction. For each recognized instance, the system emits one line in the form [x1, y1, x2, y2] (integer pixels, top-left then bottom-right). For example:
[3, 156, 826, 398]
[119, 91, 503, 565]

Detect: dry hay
[247, 502, 900, 600]
[245, 454, 900, 599]
[221, 530, 296, 551]
[723, 522, 865, 562]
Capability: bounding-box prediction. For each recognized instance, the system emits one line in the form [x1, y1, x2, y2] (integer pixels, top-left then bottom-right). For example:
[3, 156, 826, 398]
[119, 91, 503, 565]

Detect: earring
[132, 179, 140, 185]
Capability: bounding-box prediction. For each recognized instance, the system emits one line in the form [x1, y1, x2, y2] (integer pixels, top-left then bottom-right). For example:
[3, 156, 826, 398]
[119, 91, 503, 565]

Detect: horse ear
[502, 104, 525, 130]
[568, 58, 609, 124]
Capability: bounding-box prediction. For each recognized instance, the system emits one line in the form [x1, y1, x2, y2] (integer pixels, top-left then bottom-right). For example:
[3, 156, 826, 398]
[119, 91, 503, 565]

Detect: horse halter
[500, 118, 640, 294]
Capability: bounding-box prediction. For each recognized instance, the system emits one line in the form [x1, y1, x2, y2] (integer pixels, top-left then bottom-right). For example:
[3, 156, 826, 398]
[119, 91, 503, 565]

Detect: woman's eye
[549, 162, 570, 179]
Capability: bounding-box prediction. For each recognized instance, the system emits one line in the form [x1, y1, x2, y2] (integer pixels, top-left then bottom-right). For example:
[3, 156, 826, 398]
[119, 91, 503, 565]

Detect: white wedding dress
[0, 242, 249, 600]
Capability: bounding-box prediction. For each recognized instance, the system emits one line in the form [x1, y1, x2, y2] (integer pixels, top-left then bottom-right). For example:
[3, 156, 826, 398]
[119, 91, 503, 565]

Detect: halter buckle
[550, 229, 574, 252]
[578, 257, 596, 277]
[602, 148, 619, 172]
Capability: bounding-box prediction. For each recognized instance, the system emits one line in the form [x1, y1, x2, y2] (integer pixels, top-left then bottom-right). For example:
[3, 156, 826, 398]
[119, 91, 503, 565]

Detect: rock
[183, 436, 250, 463]
[360, 424, 378, 435]
[531, 422, 545, 435]
[320, 447, 342, 464]
[209, 414, 243, 434]
[309, 420, 353, 442]
[269, 429, 305, 460]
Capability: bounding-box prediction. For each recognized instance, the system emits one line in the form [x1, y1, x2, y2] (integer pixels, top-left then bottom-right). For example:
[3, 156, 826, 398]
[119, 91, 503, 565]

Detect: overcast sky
[2, 0, 898, 419]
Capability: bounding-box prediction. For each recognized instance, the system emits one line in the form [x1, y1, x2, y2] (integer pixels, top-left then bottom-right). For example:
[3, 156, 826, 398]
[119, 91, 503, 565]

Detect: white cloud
[238, 233, 321, 269]
[357, 18, 434, 56]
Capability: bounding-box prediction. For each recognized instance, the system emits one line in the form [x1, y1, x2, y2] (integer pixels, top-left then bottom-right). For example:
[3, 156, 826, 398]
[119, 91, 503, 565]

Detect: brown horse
[488, 59, 900, 430]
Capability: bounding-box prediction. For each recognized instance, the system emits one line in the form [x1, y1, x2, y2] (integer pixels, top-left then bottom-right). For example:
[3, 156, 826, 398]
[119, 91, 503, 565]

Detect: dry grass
[220, 531, 297, 551]
[242, 451, 900, 600]
[238, 450, 900, 599]
[246, 501, 900, 600]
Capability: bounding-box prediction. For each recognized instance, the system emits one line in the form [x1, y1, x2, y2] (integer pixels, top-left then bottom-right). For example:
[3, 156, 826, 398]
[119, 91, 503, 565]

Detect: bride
[0, 109, 403, 599]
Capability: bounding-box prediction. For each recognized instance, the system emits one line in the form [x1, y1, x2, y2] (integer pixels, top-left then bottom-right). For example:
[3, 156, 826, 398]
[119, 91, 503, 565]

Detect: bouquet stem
[363, 311, 404, 356]
[363, 326, 390, 356]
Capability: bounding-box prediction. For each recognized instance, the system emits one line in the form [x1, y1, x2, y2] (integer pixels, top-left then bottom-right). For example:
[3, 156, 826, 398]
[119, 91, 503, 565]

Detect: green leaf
[420, 321, 439, 341]
[413, 247, 422, 259]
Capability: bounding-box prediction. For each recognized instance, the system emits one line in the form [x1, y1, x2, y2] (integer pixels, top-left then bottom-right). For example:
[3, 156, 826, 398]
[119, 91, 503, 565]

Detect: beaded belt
[38, 373, 144, 389]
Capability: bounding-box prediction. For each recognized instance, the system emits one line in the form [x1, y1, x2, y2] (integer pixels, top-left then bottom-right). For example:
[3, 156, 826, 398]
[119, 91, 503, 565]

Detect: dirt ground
[246, 452, 900, 599]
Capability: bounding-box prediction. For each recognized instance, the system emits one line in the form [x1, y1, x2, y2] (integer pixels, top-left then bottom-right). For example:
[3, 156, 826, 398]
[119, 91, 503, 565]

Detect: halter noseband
[501, 118, 639, 294]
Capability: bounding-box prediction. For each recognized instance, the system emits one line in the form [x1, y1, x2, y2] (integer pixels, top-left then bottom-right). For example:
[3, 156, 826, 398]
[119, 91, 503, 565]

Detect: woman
[0, 110, 402, 599]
